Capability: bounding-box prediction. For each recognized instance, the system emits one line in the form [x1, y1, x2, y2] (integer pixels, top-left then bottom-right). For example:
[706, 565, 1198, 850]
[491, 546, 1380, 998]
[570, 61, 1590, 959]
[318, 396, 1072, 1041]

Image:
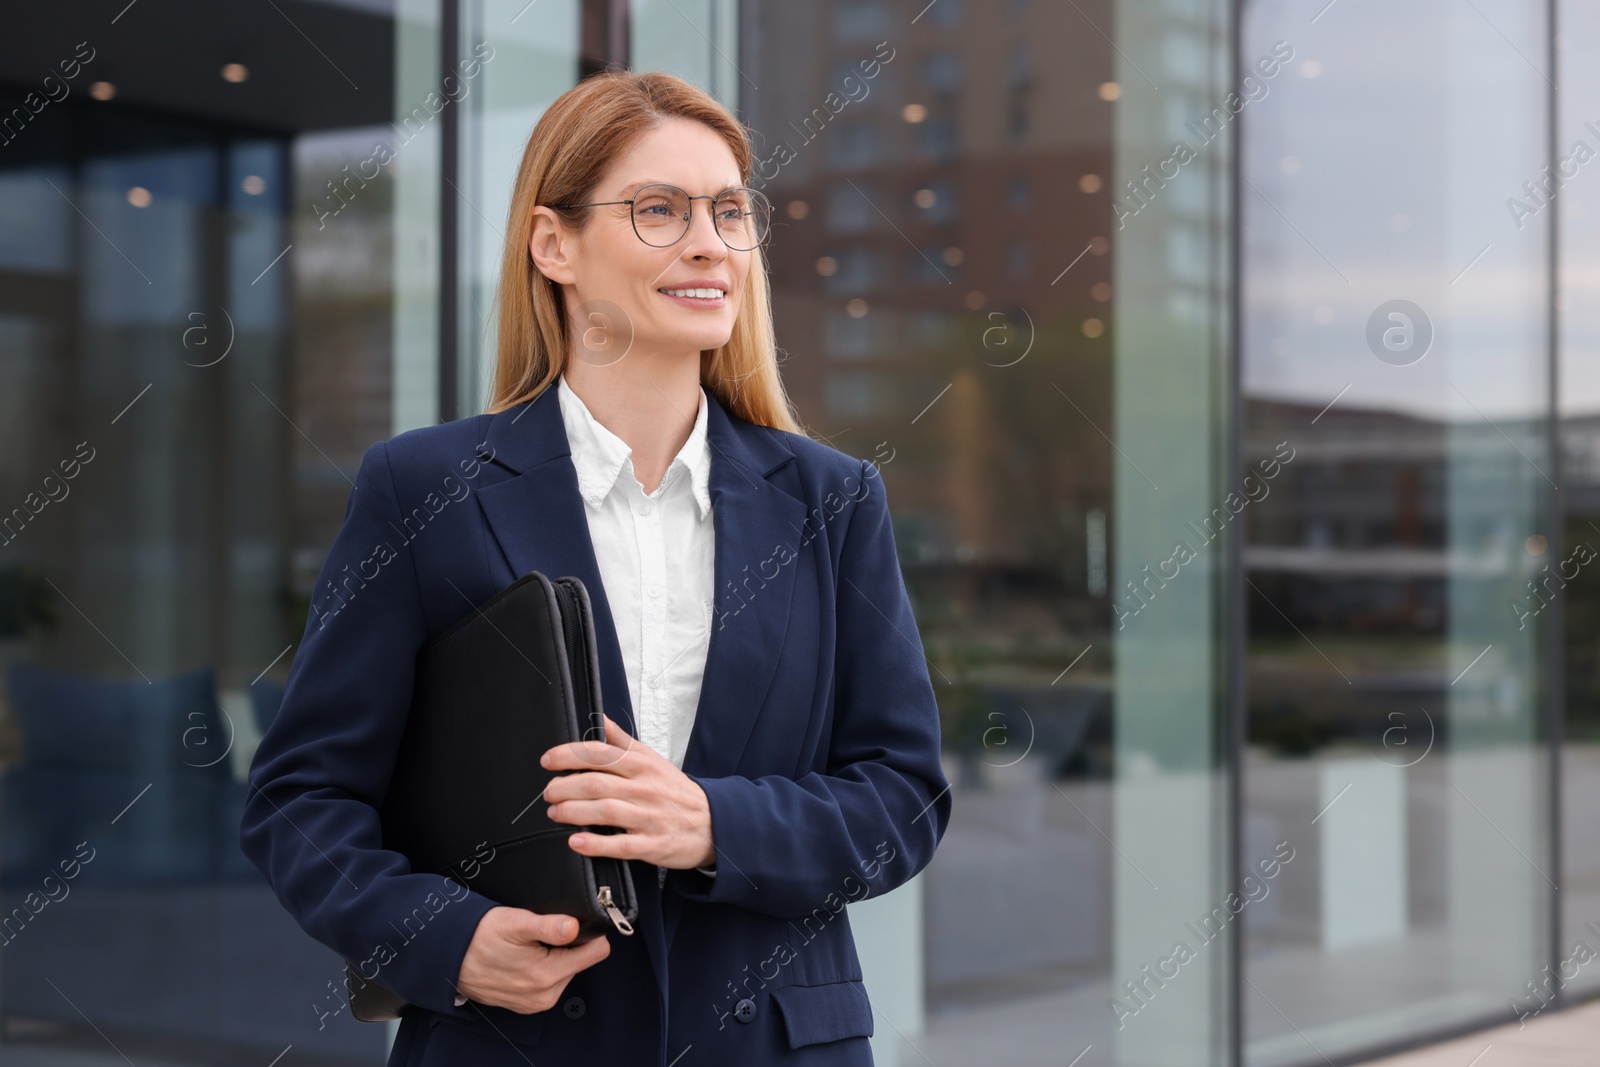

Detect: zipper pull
[598, 885, 634, 935]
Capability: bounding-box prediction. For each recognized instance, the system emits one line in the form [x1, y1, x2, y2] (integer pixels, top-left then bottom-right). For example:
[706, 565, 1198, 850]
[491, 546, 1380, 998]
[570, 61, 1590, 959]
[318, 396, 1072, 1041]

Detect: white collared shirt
[556, 374, 718, 884]
[557, 373, 714, 769]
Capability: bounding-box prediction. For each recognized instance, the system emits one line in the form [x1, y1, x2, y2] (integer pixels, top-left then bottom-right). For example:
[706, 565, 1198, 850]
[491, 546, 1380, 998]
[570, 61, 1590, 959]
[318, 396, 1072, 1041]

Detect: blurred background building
[0, 0, 1595, 1065]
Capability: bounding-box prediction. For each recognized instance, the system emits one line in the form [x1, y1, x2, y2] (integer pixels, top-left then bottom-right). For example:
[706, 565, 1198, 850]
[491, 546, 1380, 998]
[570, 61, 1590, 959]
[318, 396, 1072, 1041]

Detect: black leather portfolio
[344, 570, 640, 1022]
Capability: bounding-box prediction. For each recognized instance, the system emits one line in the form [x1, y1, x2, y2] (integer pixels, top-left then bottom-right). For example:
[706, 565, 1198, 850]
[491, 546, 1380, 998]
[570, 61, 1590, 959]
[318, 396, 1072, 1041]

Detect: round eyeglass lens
[629, 185, 771, 250]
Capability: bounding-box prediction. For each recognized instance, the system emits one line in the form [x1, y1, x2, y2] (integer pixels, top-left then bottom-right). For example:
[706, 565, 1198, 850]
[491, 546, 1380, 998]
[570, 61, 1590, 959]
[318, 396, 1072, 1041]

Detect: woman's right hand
[454, 906, 611, 1013]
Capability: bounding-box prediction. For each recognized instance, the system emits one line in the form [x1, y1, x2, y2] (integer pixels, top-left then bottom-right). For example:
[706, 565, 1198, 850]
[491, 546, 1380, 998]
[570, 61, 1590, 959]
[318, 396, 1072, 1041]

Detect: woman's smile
[657, 280, 728, 308]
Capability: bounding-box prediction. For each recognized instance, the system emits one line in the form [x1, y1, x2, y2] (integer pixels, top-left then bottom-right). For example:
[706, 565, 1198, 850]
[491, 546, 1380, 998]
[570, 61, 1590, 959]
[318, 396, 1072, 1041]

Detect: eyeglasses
[551, 183, 772, 252]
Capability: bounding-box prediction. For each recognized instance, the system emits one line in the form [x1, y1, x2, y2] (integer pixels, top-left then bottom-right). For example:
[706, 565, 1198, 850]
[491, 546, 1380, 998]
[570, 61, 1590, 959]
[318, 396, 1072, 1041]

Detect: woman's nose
[681, 201, 729, 256]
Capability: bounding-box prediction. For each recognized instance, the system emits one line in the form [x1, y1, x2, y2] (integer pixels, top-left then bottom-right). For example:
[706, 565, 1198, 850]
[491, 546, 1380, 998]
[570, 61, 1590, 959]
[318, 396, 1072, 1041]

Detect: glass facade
[1240, 3, 1553, 1063]
[1, 3, 404, 1062]
[0, 1, 1586, 1065]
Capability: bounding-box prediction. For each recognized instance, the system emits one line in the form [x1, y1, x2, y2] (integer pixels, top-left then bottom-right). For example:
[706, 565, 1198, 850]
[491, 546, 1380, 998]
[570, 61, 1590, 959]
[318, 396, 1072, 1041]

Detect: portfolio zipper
[555, 579, 633, 938]
[550, 580, 594, 731]
[598, 885, 634, 934]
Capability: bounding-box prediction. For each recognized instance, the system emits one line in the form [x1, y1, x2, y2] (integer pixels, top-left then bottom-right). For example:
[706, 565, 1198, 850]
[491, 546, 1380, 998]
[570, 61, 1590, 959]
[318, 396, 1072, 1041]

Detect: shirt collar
[557, 374, 712, 520]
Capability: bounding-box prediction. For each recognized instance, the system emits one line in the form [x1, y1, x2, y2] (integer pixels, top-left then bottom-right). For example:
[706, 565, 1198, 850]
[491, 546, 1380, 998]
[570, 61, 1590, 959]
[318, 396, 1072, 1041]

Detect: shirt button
[647, 586, 662, 599]
[636, 500, 653, 516]
[735, 997, 757, 1023]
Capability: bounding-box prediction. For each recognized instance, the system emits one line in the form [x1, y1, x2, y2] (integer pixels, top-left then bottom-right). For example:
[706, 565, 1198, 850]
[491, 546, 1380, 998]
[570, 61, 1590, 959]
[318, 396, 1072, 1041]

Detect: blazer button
[563, 996, 586, 1019]
[734, 998, 756, 1023]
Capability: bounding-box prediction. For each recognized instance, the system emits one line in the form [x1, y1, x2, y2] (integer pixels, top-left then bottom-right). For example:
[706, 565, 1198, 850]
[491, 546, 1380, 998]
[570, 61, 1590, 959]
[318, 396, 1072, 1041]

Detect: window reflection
[1241, 1, 1553, 1062]
[0, 2, 403, 1061]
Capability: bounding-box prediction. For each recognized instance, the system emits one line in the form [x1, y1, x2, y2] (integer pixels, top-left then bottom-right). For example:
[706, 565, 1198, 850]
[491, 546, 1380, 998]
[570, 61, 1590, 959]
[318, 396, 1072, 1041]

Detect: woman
[241, 71, 951, 1066]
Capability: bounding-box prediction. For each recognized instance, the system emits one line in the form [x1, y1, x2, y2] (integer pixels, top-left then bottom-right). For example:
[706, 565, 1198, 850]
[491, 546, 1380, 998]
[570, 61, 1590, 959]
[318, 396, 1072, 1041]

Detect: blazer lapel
[474, 389, 640, 738]
[679, 400, 808, 779]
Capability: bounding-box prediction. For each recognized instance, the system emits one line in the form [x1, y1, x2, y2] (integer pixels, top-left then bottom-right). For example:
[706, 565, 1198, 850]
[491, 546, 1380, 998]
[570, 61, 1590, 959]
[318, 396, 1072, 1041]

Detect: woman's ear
[529, 206, 578, 285]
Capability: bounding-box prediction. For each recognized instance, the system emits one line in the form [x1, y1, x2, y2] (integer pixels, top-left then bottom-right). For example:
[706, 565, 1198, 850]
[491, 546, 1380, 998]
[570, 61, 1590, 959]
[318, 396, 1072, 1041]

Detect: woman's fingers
[544, 768, 643, 803]
[502, 934, 611, 1013]
[541, 737, 628, 772]
[535, 715, 712, 868]
[565, 825, 645, 860]
[547, 796, 646, 829]
[540, 714, 655, 773]
[600, 712, 635, 749]
[457, 907, 593, 1011]
[546, 930, 612, 978]
[458, 907, 614, 1014]
[500, 907, 580, 946]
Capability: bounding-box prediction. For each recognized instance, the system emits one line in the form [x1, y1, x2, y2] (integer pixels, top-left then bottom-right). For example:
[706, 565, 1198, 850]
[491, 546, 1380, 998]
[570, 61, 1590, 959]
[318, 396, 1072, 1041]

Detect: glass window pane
[1241, 2, 1553, 1062]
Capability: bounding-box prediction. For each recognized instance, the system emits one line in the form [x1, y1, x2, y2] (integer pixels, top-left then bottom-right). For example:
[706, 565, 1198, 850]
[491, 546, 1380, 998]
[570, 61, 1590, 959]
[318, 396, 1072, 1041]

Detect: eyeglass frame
[548, 183, 772, 251]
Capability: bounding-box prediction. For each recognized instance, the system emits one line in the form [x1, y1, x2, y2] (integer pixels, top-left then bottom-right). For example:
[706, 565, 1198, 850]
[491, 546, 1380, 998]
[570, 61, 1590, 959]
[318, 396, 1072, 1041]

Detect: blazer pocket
[769, 979, 874, 1049]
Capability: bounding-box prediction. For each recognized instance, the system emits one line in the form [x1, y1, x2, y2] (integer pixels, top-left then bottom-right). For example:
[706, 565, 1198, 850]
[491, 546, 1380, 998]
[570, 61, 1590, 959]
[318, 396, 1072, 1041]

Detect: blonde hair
[485, 70, 803, 435]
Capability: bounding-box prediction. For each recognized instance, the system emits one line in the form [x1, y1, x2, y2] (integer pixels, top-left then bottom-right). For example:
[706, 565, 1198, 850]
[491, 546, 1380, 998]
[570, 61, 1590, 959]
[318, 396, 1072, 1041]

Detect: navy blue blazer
[240, 382, 952, 1066]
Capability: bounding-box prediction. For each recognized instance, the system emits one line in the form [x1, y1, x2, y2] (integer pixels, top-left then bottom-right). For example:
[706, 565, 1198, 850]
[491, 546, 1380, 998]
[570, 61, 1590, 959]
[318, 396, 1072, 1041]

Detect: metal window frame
[439, 0, 460, 423]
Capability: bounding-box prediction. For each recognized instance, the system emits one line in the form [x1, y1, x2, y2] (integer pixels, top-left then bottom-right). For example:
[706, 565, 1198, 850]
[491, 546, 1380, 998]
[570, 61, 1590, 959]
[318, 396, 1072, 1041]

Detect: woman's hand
[541, 714, 717, 870]
[455, 906, 610, 1013]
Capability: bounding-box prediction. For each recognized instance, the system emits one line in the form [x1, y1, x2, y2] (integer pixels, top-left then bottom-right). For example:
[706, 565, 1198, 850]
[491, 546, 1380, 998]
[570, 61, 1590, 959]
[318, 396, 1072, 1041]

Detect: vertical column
[584, 0, 631, 77]
[1111, 0, 1233, 1064]
[1443, 0, 1551, 999]
[453, 0, 582, 414]
[387, 2, 445, 1047]
[393, 0, 443, 435]
[630, 0, 738, 110]
[440, 0, 460, 423]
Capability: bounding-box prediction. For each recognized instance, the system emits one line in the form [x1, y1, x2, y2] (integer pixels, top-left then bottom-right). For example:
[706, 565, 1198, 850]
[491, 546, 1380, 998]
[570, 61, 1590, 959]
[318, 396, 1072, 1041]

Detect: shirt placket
[632, 481, 669, 759]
